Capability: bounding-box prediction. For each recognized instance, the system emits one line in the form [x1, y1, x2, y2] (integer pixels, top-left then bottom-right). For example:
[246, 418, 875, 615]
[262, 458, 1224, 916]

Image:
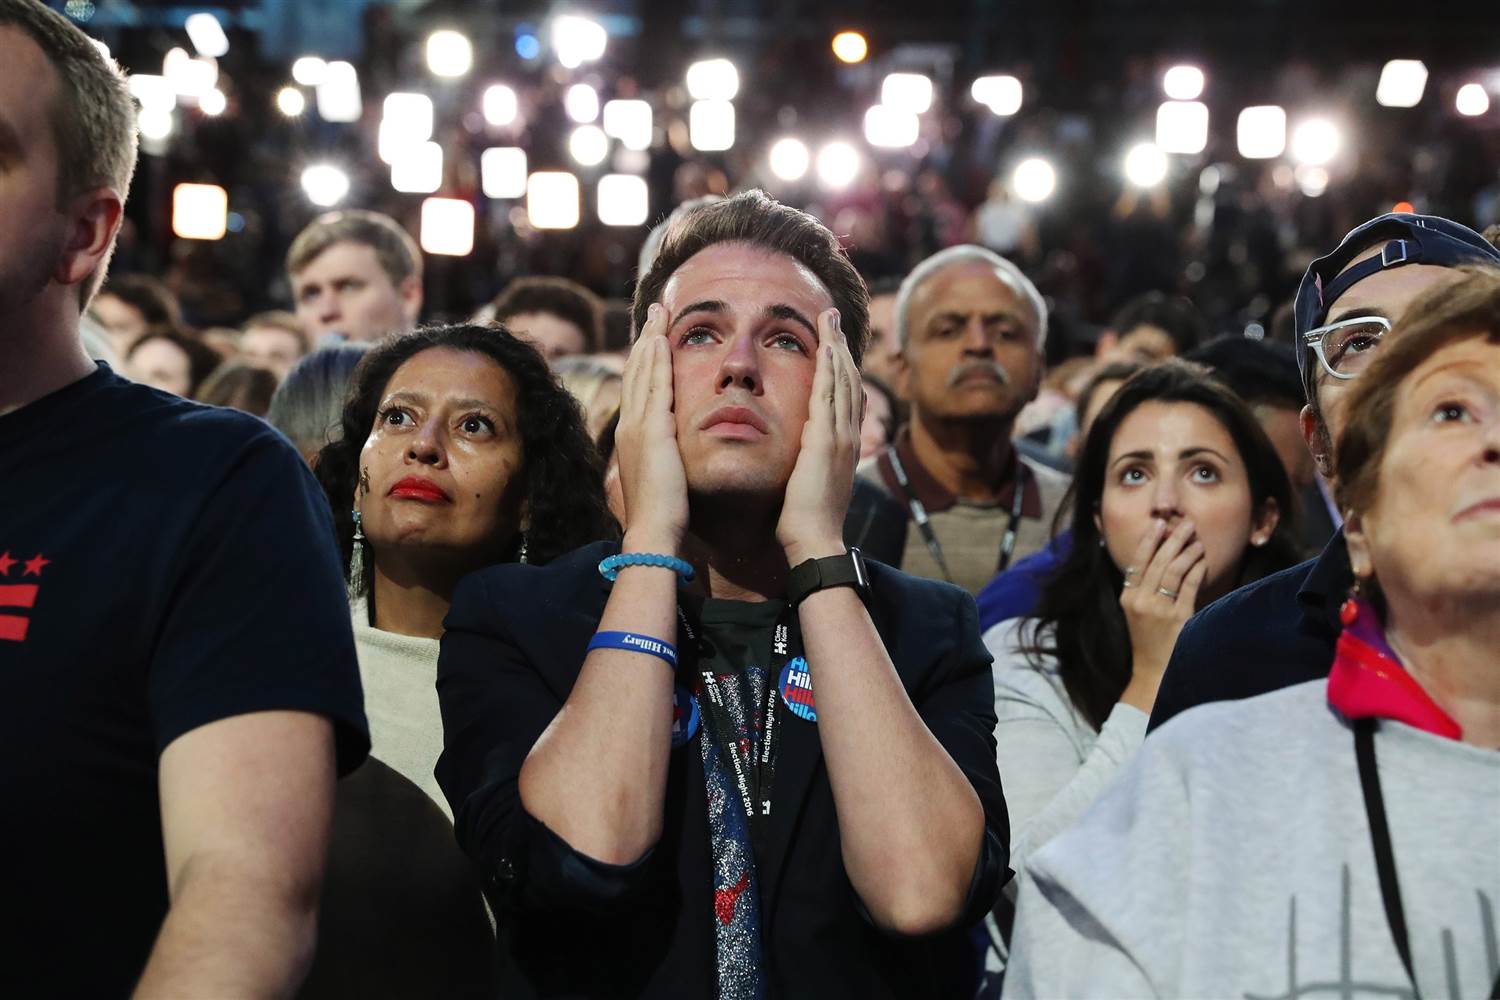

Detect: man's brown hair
[631, 190, 870, 367]
[1335, 265, 1500, 519]
[490, 276, 604, 354]
[286, 209, 422, 287]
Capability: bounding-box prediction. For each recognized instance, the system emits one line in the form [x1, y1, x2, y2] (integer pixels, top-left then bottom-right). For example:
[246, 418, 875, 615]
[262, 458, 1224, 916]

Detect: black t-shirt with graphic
[0, 365, 369, 996]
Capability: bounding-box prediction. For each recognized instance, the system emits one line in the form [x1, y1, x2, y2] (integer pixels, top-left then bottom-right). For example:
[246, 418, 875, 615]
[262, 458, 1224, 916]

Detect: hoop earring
[352, 510, 366, 543]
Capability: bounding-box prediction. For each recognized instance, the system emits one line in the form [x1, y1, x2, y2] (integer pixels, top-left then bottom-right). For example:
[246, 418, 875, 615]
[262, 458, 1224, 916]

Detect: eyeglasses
[1303, 315, 1391, 382]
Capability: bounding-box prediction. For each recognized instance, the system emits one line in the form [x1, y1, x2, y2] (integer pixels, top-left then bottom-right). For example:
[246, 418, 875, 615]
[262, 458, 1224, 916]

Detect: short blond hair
[286, 210, 422, 287]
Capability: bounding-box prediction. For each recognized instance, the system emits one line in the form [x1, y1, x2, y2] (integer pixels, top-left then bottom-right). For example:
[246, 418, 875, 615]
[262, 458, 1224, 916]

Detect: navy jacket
[1149, 531, 1352, 732]
[435, 542, 1010, 999]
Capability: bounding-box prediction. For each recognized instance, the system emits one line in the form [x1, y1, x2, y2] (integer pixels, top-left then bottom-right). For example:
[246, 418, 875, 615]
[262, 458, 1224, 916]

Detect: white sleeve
[1001, 869, 1159, 999]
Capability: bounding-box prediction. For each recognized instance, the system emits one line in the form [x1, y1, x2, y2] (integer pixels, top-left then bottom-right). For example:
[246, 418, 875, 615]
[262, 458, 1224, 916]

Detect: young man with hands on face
[436, 192, 1009, 1000]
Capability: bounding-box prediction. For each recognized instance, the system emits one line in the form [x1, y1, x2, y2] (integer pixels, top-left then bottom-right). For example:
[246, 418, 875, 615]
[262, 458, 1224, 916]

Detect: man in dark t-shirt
[0, 4, 368, 995]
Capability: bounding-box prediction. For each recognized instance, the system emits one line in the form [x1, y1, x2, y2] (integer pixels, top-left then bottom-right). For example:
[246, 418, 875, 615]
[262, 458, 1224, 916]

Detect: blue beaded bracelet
[598, 552, 695, 583]
[588, 630, 677, 668]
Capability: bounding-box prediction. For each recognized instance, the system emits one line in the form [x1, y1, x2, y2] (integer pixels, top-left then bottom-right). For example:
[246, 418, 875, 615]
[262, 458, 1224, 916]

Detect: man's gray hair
[894, 244, 1048, 351]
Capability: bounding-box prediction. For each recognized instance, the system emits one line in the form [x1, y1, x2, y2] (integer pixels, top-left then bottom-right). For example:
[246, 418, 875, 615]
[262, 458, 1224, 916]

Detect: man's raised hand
[615, 303, 689, 553]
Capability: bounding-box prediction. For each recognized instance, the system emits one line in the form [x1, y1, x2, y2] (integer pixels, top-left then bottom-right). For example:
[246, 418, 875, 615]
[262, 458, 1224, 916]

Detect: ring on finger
[1157, 586, 1179, 599]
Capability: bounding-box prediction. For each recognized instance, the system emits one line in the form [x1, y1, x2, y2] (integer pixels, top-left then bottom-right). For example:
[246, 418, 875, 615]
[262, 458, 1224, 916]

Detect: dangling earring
[518, 533, 529, 564]
[352, 509, 366, 543]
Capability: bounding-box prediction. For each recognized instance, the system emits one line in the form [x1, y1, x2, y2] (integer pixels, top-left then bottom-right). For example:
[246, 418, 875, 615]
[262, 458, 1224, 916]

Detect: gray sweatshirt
[1003, 679, 1500, 999]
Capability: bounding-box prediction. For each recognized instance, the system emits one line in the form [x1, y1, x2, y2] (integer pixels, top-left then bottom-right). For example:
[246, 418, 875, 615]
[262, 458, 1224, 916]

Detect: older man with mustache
[848, 246, 1071, 594]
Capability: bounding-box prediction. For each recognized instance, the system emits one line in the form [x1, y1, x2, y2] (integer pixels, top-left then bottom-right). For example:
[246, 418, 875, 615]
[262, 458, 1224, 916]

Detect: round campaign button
[671, 685, 701, 747]
[778, 657, 817, 723]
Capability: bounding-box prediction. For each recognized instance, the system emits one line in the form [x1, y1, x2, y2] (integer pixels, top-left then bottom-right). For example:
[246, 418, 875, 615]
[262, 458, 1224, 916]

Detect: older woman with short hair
[1003, 266, 1500, 999]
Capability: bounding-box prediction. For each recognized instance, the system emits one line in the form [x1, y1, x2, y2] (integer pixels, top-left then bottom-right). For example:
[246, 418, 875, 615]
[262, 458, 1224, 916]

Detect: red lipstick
[388, 476, 452, 502]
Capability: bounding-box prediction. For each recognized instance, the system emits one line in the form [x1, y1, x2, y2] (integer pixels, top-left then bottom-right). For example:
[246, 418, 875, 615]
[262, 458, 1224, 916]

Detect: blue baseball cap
[1293, 213, 1500, 400]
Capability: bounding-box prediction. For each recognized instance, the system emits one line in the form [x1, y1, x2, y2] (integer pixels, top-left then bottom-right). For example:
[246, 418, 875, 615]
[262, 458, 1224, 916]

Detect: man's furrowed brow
[1327, 305, 1392, 325]
[674, 300, 729, 324]
[766, 304, 818, 338]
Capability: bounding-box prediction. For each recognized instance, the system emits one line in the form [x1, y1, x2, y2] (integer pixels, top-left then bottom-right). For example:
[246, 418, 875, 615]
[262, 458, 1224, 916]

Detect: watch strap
[787, 548, 870, 606]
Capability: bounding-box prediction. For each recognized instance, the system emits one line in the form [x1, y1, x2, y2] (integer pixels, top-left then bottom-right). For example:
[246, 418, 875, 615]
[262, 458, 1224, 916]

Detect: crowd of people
[3, 1, 1498, 997]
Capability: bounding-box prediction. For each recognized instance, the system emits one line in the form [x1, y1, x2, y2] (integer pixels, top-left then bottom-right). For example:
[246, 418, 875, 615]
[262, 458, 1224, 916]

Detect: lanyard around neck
[1354, 719, 1500, 999]
[885, 445, 1029, 581]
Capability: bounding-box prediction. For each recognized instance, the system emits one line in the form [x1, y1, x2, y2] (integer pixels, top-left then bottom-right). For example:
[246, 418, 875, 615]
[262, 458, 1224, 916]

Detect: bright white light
[1237, 105, 1286, 159]
[564, 84, 599, 123]
[686, 58, 739, 101]
[184, 12, 229, 58]
[427, 30, 473, 78]
[864, 104, 919, 148]
[1295, 165, 1329, 198]
[301, 164, 350, 207]
[483, 84, 518, 126]
[569, 124, 609, 166]
[91, 38, 112, 62]
[276, 86, 306, 117]
[482, 147, 528, 198]
[164, 47, 217, 98]
[291, 56, 327, 87]
[689, 100, 735, 152]
[172, 183, 228, 240]
[390, 141, 443, 194]
[1376, 59, 1427, 108]
[137, 107, 174, 141]
[420, 197, 474, 255]
[602, 99, 652, 150]
[881, 73, 933, 114]
[769, 138, 810, 181]
[316, 61, 361, 123]
[1155, 101, 1209, 154]
[383, 92, 434, 140]
[198, 87, 226, 116]
[972, 75, 1023, 116]
[1123, 142, 1168, 187]
[816, 141, 861, 189]
[1162, 65, 1204, 100]
[832, 31, 868, 64]
[527, 171, 581, 229]
[1290, 117, 1341, 166]
[1456, 83, 1491, 117]
[129, 74, 176, 114]
[598, 174, 649, 226]
[1012, 157, 1056, 203]
[552, 15, 607, 69]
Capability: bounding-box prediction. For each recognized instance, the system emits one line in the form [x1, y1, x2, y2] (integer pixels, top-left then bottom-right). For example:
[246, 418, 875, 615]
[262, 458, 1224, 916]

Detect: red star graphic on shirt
[22, 554, 49, 577]
[0, 552, 14, 576]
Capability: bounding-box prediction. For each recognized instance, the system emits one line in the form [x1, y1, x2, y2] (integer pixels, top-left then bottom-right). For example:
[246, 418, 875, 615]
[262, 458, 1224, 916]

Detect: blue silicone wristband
[588, 631, 677, 668]
[598, 552, 695, 583]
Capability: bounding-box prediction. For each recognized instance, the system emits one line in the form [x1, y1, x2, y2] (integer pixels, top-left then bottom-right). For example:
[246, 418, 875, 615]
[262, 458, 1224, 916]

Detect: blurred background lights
[163, 47, 217, 98]
[514, 32, 541, 60]
[815, 141, 861, 189]
[172, 183, 228, 240]
[881, 73, 933, 114]
[1290, 117, 1341, 166]
[420, 198, 475, 256]
[198, 87, 226, 117]
[137, 107, 174, 141]
[689, 100, 735, 151]
[1295, 165, 1329, 198]
[565, 83, 600, 123]
[1012, 157, 1056, 203]
[769, 137, 810, 181]
[291, 56, 327, 87]
[1123, 142, 1168, 187]
[1236, 105, 1286, 158]
[426, 30, 473, 78]
[316, 61, 362, 123]
[128, 74, 175, 114]
[971, 75, 1022, 116]
[602, 99, 653, 151]
[831, 31, 868, 64]
[275, 86, 305, 117]
[527, 171, 581, 229]
[184, 13, 229, 58]
[483, 84, 518, 126]
[864, 104, 919, 148]
[301, 164, 350, 207]
[1375, 59, 1428, 108]
[1456, 83, 1490, 117]
[1155, 100, 1209, 154]
[1162, 65, 1205, 100]
[569, 124, 609, 166]
[597, 174, 649, 226]
[383, 93, 434, 140]
[686, 59, 740, 101]
[481, 147, 528, 199]
[551, 15, 607, 69]
[390, 141, 443, 193]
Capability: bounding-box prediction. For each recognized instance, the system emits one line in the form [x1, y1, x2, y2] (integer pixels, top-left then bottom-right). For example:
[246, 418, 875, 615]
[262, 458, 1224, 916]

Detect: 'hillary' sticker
[779, 658, 816, 722]
[672, 685, 701, 747]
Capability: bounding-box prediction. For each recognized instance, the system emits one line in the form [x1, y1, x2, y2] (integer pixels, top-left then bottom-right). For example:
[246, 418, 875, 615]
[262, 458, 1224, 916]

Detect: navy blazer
[436, 541, 1010, 999]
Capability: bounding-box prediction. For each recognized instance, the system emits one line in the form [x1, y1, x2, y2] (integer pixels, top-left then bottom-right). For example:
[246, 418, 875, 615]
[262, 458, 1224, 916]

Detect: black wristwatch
[787, 547, 871, 607]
